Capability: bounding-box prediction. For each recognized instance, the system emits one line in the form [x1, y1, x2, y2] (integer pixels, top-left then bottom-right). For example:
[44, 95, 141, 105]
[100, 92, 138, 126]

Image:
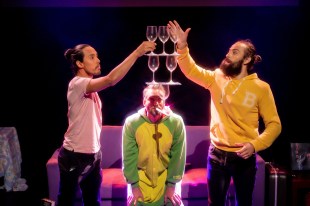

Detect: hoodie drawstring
[153, 123, 162, 158]
[220, 78, 246, 104]
[220, 79, 231, 104]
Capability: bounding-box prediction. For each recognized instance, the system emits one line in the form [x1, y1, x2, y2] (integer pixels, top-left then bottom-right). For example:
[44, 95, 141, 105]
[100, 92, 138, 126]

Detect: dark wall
[0, 4, 308, 204]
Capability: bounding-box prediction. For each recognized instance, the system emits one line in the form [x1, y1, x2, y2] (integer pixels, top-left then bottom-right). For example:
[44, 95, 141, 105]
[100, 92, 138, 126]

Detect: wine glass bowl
[148, 55, 160, 83]
[168, 30, 178, 55]
[166, 55, 178, 84]
[158, 26, 169, 55]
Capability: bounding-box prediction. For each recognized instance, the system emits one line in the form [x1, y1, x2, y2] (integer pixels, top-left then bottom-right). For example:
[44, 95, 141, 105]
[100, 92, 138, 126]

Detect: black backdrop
[0, 2, 308, 204]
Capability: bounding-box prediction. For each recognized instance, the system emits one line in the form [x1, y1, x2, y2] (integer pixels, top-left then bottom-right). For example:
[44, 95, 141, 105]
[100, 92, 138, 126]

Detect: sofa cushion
[182, 168, 208, 198]
[100, 126, 123, 169]
[182, 168, 235, 199]
[101, 168, 127, 199]
[185, 126, 210, 169]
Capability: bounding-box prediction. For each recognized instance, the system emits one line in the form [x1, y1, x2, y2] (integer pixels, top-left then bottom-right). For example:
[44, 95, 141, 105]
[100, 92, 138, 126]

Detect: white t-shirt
[63, 76, 102, 153]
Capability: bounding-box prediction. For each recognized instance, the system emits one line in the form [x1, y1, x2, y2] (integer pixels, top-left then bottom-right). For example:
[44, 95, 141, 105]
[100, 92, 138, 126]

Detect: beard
[93, 69, 101, 76]
[220, 58, 243, 77]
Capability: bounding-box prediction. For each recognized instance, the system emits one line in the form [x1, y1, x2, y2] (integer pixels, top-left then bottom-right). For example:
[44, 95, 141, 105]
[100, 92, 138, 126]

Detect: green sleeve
[122, 119, 139, 186]
[166, 116, 186, 186]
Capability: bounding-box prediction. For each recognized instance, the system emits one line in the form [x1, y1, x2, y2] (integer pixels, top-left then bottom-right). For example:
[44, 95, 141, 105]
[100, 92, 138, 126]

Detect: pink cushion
[182, 168, 208, 185]
[182, 168, 208, 198]
[182, 168, 235, 199]
[101, 168, 127, 199]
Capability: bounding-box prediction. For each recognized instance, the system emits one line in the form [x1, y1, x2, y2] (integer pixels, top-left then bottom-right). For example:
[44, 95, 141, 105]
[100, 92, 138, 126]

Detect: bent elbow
[275, 121, 282, 137]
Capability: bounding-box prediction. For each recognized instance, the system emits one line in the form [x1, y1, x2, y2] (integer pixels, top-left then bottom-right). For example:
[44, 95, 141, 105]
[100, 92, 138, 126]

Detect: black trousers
[207, 144, 257, 206]
[57, 146, 102, 206]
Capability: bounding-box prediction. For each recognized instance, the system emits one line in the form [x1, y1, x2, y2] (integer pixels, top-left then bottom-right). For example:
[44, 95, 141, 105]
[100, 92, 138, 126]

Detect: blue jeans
[207, 144, 257, 206]
[57, 146, 102, 206]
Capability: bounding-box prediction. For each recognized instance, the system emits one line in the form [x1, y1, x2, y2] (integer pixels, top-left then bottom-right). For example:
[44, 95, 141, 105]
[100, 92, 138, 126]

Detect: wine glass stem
[153, 72, 155, 82]
[173, 43, 176, 53]
[170, 72, 173, 82]
[162, 43, 165, 54]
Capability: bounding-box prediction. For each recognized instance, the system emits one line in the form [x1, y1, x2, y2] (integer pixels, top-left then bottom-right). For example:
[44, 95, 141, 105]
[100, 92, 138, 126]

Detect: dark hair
[237, 39, 262, 72]
[64, 44, 90, 75]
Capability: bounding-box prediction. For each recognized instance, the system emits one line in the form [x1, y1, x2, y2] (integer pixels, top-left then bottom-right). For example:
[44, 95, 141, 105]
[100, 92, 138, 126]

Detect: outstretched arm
[87, 41, 156, 93]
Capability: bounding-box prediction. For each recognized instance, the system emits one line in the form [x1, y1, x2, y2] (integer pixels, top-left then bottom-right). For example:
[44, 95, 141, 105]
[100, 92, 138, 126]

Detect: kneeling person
[122, 84, 186, 206]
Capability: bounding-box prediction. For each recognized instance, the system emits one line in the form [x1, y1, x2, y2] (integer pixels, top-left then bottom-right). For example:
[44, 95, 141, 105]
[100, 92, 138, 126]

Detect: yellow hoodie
[177, 47, 281, 152]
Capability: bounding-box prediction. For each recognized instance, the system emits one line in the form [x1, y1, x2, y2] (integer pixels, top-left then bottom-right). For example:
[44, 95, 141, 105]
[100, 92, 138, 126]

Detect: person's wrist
[166, 182, 176, 187]
[131, 182, 139, 188]
[177, 42, 188, 50]
[133, 49, 143, 58]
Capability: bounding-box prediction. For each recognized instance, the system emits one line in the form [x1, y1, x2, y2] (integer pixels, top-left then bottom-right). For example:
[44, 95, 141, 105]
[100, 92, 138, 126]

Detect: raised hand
[167, 20, 191, 50]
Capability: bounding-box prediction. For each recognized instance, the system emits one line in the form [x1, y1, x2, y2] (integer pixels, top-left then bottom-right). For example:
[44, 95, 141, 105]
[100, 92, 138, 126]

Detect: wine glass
[158, 26, 169, 55]
[148, 55, 159, 84]
[166, 55, 178, 84]
[146, 26, 158, 55]
[168, 29, 178, 55]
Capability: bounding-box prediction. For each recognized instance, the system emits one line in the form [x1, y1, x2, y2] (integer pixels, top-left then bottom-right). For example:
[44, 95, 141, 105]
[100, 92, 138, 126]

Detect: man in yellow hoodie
[168, 20, 281, 206]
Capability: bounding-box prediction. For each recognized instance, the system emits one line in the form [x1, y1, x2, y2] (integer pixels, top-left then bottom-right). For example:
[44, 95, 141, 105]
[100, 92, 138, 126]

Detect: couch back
[100, 125, 210, 169]
[100, 125, 123, 169]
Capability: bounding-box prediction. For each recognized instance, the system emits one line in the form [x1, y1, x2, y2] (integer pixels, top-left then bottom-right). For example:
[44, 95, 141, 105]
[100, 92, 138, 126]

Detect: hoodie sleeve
[177, 46, 215, 89]
[122, 118, 140, 188]
[250, 84, 282, 152]
[166, 116, 186, 187]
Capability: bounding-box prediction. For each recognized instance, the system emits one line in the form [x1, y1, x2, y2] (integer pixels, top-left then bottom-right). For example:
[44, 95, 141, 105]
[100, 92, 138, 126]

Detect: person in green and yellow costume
[122, 84, 186, 206]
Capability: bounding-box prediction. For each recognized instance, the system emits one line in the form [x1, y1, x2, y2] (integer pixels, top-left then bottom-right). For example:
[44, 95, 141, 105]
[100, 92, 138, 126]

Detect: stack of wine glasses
[145, 25, 181, 85]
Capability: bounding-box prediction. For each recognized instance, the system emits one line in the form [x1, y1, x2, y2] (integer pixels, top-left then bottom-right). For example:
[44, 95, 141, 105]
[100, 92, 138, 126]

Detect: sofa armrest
[46, 148, 60, 202]
[46, 147, 127, 202]
[254, 154, 265, 206]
